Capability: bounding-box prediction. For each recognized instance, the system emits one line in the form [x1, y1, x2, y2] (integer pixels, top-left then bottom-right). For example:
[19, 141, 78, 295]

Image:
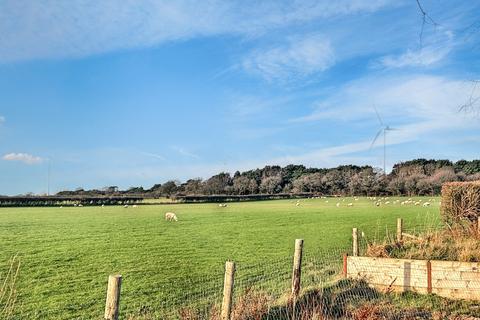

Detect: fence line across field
[91, 216, 478, 319]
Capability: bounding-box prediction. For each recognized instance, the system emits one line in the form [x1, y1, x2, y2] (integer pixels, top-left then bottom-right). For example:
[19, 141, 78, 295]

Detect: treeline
[56, 159, 480, 198]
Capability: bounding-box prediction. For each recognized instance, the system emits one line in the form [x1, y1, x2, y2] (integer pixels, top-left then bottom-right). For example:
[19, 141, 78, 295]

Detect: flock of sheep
[368, 196, 438, 207]
[292, 196, 438, 208]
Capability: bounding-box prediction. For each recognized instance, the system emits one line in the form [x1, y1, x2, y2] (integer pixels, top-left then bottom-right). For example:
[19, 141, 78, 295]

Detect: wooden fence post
[352, 228, 359, 256]
[397, 218, 403, 242]
[343, 253, 348, 278]
[426, 260, 432, 294]
[104, 275, 122, 320]
[477, 216, 480, 235]
[221, 261, 236, 320]
[291, 239, 304, 298]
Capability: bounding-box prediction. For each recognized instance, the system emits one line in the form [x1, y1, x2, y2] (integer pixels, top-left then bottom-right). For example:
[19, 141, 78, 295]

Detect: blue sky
[0, 0, 479, 195]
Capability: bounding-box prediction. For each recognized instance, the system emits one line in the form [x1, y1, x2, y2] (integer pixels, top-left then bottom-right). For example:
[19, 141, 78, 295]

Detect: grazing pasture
[0, 197, 441, 319]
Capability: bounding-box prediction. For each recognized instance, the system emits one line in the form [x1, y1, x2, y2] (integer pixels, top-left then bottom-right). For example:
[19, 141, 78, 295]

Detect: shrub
[441, 181, 480, 225]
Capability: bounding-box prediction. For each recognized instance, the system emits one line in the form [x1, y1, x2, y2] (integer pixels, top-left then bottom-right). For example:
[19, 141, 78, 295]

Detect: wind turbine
[370, 107, 397, 175]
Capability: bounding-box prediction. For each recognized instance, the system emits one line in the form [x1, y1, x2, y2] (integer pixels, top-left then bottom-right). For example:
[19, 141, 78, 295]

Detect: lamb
[165, 212, 178, 221]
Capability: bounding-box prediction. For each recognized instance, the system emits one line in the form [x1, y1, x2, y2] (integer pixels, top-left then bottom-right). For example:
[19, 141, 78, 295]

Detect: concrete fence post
[221, 261, 236, 320]
[397, 218, 403, 242]
[352, 228, 359, 256]
[104, 275, 122, 320]
[291, 239, 304, 298]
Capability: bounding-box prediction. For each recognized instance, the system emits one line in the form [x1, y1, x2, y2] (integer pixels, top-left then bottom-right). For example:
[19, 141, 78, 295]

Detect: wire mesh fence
[2, 216, 480, 320]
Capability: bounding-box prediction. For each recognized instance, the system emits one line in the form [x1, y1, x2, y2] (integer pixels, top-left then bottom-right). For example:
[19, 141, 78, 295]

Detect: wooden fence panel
[347, 256, 480, 300]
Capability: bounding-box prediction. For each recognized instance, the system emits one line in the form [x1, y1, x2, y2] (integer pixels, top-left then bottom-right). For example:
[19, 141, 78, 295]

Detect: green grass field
[0, 197, 441, 319]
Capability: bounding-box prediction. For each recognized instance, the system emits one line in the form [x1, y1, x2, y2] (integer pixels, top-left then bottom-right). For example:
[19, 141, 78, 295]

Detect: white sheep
[347, 203, 353, 207]
[133, 205, 138, 208]
[423, 202, 430, 207]
[124, 204, 129, 208]
[336, 203, 340, 207]
[218, 203, 227, 207]
[165, 212, 178, 221]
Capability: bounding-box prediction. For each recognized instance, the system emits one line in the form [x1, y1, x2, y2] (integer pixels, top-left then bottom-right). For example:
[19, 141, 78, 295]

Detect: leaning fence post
[352, 228, 359, 256]
[104, 275, 122, 320]
[221, 261, 236, 320]
[397, 218, 403, 242]
[291, 239, 304, 298]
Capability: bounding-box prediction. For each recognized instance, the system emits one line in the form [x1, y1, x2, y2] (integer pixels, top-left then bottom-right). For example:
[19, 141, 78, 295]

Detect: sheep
[295, 202, 300, 207]
[375, 202, 380, 207]
[218, 203, 227, 207]
[385, 201, 390, 205]
[414, 202, 420, 206]
[101, 204, 105, 207]
[132, 205, 138, 208]
[124, 204, 129, 208]
[325, 200, 329, 203]
[78, 204, 83, 207]
[336, 203, 340, 207]
[423, 202, 430, 207]
[347, 203, 353, 207]
[165, 212, 178, 221]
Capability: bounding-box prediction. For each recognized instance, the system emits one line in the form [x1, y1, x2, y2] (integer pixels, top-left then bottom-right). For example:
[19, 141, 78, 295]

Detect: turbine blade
[373, 105, 384, 126]
[370, 129, 383, 149]
[386, 126, 399, 131]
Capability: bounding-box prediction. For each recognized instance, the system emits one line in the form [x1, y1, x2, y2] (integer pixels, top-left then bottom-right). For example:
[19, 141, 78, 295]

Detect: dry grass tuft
[366, 225, 480, 262]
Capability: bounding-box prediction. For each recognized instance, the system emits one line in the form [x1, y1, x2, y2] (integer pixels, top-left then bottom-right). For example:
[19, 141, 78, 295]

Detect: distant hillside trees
[55, 159, 480, 198]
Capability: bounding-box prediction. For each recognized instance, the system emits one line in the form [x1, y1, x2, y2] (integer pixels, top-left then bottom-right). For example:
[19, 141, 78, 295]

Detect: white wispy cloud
[2, 153, 43, 164]
[378, 29, 455, 68]
[242, 34, 335, 81]
[0, 0, 394, 63]
[287, 74, 479, 166]
[0, 116, 5, 124]
[171, 146, 200, 159]
[141, 151, 166, 161]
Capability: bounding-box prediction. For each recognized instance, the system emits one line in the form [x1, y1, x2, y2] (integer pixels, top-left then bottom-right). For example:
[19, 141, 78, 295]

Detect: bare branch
[459, 80, 480, 117]
[415, 0, 440, 47]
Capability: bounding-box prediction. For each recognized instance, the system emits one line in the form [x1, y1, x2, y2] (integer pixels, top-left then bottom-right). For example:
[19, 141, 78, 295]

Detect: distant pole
[221, 261, 236, 320]
[104, 275, 122, 320]
[383, 130, 386, 175]
[47, 159, 51, 196]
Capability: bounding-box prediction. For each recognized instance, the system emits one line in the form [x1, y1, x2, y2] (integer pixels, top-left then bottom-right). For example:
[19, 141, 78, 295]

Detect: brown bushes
[441, 181, 480, 225]
[366, 225, 480, 262]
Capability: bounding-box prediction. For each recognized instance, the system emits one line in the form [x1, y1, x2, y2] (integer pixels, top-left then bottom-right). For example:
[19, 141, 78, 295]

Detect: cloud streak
[242, 34, 335, 81]
[3, 153, 43, 164]
[0, 0, 394, 63]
